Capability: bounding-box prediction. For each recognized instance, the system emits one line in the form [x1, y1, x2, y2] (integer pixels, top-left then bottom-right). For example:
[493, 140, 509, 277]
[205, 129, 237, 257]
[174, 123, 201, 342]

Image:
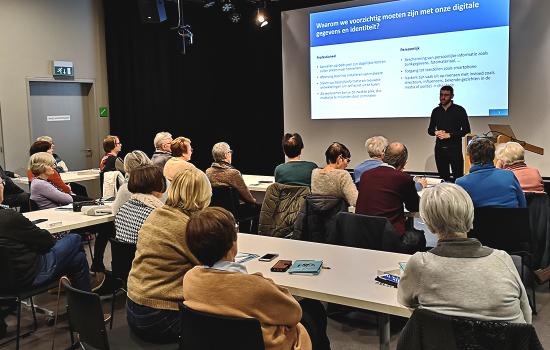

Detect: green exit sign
[52, 60, 74, 77]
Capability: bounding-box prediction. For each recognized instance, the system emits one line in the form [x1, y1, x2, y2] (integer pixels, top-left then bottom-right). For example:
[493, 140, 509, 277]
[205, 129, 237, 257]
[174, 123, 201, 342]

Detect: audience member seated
[183, 207, 331, 350]
[99, 135, 124, 173]
[35, 136, 89, 197]
[311, 142, 357, 207]
[126, 168, 211, 343]
[495, 141, 544, 193]
[163, 136, 195, 181]
[28, 141, 72, 194]
[398, 183, 532, 323]
[353, 135, 388, 184]
[29, 152, 73, 209]
[0, 165, 29, 212]
[36, 135, 68, 173]
[206, 142, 260, 231]
[456, 138, 526, 208]
[0, 180, 103, 336]
[112, 150, 153, 214]
[356, 142, 426, 252]
[115, 165, 165, 245]
[151, 131, 173, 169]
[274, 133, 318, 186]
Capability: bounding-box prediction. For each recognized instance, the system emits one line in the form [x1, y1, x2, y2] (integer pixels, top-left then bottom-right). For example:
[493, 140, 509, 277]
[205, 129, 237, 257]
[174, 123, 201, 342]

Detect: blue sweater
[456, 164, 526, 208]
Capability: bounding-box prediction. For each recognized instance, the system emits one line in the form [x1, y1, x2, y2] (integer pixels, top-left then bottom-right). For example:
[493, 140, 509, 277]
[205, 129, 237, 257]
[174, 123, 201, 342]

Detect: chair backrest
[179, 303, 264, 350]
[0, 246, 17, 293]
[327, 212, 404, 252]
[62, 278, 110, 350]
[293, 194, 348, 242]
[102, 171, 124, 200]
[525, 192, 550, 269]
[258, 183, 310, 238]
[397, 308, 543, 350]
[210, 186, 240, 218]
[109, 238, 137, 282]
[469, 207, 530, 252]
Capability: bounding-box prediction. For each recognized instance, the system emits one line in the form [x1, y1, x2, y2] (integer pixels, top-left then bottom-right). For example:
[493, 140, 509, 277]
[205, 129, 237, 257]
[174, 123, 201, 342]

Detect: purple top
[30, 178, 73, 209]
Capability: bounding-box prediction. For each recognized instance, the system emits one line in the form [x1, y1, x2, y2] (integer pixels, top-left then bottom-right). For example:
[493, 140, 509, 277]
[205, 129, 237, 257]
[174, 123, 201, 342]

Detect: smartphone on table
[259, 253, 279, 262]
[271, 260, 293, 272]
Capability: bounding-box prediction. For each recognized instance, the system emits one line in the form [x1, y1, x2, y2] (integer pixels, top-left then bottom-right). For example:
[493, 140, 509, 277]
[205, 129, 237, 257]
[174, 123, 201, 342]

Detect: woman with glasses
[100, 135, 124, 173]
[311, 142, 358, 206]
[206, 142, 260, 233]
[29, 152, 73, 209]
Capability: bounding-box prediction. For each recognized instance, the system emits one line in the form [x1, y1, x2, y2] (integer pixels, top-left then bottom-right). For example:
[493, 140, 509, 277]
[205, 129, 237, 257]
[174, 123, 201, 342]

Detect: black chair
[469, 207, 537, 313]
[210, 186, 258, 232]
[61, 278, 176, 350]
[292, 195, 348, 243]
[327, 212, 405, 253]
[525, 192, 550, 270]
[0, 247, 58, 350]
[179, 302, 264, 350]
[397, 308, 543, 350]
[108, 238, 137, 329]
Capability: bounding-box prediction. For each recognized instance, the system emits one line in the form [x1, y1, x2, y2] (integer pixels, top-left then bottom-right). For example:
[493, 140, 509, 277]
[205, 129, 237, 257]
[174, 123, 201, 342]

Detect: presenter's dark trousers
[434, 145, 464, 182]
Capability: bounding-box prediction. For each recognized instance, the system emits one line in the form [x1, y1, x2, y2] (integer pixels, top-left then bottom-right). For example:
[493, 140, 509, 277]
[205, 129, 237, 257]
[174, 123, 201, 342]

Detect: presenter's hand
[437, 131, 451, 139]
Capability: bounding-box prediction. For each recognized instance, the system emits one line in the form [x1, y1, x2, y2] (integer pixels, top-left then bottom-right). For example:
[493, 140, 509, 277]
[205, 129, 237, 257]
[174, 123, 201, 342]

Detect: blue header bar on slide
[310, 0, 509, 47]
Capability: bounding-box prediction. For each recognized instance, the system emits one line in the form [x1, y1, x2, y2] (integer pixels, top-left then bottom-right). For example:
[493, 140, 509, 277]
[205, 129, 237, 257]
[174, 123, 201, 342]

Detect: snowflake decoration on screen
[222, 2, 234, 12]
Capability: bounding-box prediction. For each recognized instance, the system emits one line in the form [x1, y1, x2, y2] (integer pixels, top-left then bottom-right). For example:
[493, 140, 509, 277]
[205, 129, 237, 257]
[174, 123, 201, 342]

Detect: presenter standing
[428, 85, 471, 182]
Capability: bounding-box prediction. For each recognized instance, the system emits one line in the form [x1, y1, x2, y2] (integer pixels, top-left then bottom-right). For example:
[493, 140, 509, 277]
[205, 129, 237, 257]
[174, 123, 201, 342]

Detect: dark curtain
[103, 0, 285, 174]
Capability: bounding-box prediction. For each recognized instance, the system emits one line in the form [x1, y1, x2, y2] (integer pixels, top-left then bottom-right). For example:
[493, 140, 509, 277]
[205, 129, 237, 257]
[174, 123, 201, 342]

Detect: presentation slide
[310, 0, 509, 119]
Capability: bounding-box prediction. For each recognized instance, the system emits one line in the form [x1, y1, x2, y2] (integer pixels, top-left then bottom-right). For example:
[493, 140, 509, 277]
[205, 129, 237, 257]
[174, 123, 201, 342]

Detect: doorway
[28, 81, 96, 170]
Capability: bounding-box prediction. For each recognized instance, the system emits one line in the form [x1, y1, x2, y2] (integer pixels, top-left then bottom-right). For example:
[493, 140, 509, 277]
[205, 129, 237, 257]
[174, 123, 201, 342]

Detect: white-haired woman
[126, 167, 211, 344]
[112, 150, 154, 214]
[495, 142, 544, 193]
[29, 152, 73, 209]
[397, 183, 532, 323]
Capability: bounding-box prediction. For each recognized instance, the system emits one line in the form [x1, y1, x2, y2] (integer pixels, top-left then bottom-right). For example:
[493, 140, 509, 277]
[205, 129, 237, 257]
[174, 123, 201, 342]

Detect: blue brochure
[288, 260, 323, 275]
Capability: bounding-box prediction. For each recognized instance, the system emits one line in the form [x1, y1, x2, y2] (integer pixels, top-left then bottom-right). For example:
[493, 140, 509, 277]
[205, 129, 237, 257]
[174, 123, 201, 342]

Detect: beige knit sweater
[183, 267, 312, 350]
[163, 157, 196, 181]
[127, 205, 199, 311]
[311, 168, 358, 206]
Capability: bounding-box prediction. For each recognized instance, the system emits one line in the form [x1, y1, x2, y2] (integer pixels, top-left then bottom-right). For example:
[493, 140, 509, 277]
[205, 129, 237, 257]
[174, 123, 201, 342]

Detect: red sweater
[356, 166, 419, 235]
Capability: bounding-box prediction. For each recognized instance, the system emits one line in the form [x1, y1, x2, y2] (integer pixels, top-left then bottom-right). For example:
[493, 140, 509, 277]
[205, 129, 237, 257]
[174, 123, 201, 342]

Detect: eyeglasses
[228, 150, 233, 154]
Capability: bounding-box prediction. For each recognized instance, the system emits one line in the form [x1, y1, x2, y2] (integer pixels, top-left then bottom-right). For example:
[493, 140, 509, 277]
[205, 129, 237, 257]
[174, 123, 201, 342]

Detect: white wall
[0, 0, 110, 173]
[282, 0, 550, 175]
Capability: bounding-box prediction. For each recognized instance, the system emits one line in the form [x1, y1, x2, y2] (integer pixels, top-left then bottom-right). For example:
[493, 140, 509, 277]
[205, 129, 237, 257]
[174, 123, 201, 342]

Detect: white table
[243, 174, 274, 202]
[23, 207, 114, 234]
[237, 234, 412, 349]
[13, 169, 100, 186]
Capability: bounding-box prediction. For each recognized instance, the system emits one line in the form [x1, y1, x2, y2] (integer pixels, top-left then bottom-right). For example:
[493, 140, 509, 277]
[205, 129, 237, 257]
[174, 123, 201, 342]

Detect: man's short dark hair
[128, 164, 166, 194]
[282, 133, 304, 158]
[186, 207, 237, 267]
[29, 141, 52, 156]
[384, 143, 408, 169]
[468, 137, 495, 165]
[441, 85, 454, 95]
[325, 142, 351, 164]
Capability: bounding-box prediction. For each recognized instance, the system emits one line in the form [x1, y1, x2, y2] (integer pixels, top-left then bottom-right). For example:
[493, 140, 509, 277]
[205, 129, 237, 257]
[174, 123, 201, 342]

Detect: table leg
[378, 313, 390, 350]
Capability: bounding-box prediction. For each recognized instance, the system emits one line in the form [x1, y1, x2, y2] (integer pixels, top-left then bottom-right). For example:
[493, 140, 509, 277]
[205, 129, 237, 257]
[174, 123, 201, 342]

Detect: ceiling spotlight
[256, 8, 268, 27]
[230, 12, 241, 23]
[221, 1, 234, 12]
